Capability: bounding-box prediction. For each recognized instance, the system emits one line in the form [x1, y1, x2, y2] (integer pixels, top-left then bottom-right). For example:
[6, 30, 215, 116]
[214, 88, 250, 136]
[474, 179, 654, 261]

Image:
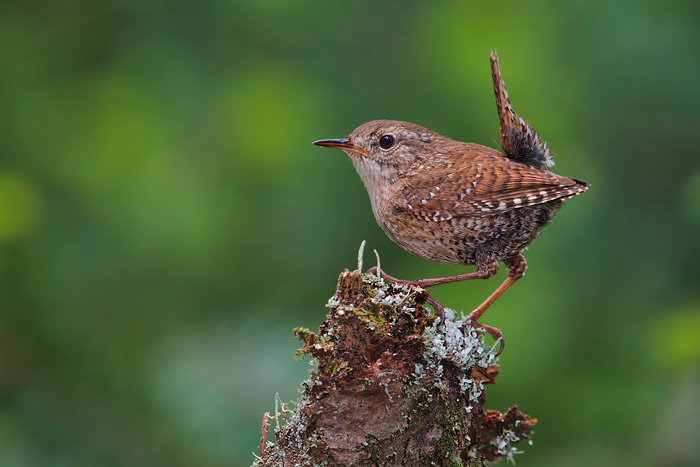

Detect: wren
[313, 52, 589, 348]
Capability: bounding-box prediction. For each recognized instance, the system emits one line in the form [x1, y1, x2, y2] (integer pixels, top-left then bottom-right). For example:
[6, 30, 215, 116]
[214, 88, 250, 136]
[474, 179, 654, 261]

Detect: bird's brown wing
[399, 155, 588, 221]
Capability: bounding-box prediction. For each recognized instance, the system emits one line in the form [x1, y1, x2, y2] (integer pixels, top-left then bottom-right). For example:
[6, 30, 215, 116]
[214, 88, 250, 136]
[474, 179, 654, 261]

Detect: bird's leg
[365, 267, 402, 284]
[428, 295, 505, 356]
[365, 266, 448, 326]
[458, 253, 526, 356]
[366, 263, 507, 355]
[466, 252, 527, 323]
[366, 258, 499, 289]
[366, 255, 499, 329]
[365, 252, 523, 355]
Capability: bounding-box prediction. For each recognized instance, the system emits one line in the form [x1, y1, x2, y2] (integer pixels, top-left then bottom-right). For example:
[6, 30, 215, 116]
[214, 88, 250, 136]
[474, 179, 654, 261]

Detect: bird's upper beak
[312, 138, 370, 155]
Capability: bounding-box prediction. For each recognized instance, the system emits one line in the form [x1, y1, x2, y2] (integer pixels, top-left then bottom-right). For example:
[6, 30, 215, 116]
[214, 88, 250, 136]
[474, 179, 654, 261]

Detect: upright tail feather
[491, 51, 554, 171]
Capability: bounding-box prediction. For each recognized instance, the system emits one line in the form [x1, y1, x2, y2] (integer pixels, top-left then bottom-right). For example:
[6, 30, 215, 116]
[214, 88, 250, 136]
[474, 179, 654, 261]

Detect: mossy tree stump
[253, 269, 535, 466]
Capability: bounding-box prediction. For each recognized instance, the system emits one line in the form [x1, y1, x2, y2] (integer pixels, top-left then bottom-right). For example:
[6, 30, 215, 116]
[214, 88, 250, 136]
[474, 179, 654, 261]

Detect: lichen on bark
[252, 269, 536, 466]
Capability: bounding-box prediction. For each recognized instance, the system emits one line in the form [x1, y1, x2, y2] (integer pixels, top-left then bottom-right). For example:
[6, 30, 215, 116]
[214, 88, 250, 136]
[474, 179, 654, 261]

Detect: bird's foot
[463, 317, 505, 356]
[365, 266, 409, 285]
[426, 296, 445, 328]
[365, 267, 445, 326]
[365, 266, 504, 354]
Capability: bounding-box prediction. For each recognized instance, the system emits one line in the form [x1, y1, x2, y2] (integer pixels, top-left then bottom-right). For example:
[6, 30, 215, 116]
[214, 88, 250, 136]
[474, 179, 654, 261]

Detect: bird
[313, 51, 588, 351]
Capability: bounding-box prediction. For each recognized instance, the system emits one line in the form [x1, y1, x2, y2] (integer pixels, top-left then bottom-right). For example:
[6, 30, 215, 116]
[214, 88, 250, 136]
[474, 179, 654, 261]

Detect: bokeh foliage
[1, 0, 699, 466]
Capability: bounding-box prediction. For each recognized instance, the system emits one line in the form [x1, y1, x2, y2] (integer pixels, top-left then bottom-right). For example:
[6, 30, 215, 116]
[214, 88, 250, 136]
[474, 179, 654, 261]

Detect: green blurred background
[1, 0, 699, 466]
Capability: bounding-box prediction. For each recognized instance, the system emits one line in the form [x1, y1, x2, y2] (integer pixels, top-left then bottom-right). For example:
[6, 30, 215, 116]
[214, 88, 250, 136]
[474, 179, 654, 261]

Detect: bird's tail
[490, 51, 554, 171]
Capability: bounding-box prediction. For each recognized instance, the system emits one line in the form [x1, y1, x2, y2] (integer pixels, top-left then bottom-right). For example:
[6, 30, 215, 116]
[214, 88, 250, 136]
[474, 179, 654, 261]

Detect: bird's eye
[379, 134, 395, 150]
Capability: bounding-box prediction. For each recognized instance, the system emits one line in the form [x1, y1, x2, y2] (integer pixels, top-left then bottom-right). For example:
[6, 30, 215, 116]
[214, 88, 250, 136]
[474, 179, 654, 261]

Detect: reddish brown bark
[253, 269, 535, 466]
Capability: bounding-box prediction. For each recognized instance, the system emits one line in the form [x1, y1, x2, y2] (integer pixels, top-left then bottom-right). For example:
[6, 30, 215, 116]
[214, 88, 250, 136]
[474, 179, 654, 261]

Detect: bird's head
[313, 120, 444, 187]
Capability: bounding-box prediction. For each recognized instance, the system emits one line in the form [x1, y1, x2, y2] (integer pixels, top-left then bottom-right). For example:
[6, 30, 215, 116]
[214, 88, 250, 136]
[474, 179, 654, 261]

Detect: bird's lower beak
[313, 137, 351, 149]
[312, 138, 370, 155]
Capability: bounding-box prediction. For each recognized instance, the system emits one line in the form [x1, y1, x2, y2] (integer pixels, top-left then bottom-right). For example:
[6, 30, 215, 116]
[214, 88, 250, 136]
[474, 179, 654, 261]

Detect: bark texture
[253, 269, 535, 466]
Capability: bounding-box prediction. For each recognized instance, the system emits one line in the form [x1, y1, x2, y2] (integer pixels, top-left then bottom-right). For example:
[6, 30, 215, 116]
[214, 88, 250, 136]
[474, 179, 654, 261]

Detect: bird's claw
[462, 320, 505, 356]
[366, 267, 504, 354]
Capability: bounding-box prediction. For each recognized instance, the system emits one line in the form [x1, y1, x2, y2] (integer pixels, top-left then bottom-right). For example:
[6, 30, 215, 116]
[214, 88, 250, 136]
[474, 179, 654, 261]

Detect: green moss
[320, 359, 352, 378]
[293, 327, 311, 342]
[434, 400, 473, 464]
[355, 305, 390, 335]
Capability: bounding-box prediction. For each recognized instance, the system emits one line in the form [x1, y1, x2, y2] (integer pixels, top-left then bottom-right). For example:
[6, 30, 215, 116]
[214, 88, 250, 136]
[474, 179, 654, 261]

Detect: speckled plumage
[313, 52, 588, 337]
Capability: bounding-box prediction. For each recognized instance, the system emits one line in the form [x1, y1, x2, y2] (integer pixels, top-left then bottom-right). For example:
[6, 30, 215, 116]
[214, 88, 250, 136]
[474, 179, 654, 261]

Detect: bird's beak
[312, 138, 370, 155]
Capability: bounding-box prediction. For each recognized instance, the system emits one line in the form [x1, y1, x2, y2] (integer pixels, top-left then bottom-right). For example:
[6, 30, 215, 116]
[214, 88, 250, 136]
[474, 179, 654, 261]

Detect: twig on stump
[253, 269, 536, 466]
